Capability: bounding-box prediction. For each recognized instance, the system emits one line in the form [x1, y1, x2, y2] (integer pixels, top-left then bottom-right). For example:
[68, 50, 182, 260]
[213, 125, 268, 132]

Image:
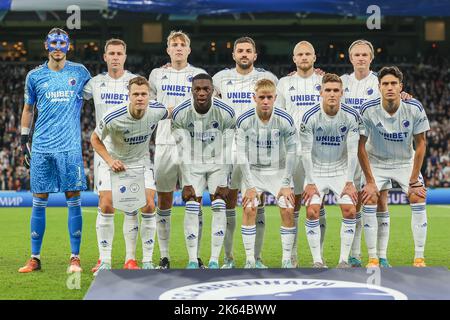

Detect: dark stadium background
[0, 7, 448, 191]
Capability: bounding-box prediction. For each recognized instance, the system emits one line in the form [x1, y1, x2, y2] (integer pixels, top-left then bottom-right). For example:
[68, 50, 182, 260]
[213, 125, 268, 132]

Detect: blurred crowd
[0, 55, 449, 191]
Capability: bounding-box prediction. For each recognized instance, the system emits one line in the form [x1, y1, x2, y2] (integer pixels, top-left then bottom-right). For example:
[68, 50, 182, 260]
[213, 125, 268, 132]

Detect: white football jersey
[360, 98, 430, 169]
[148, 64, 206, 145]
[83, 71, 137, 123]
[213, 67, 278, 118]
[171, 97, 236, 165]
[300, 103, 361, 177]
[236, 107, 297, 171]
[341, 71, 379, 111]
[277, 73, 323, 125]
[95, 102, 168, 163]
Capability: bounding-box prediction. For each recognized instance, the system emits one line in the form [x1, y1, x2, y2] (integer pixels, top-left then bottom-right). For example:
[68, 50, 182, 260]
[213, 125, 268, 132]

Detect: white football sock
[224, 209, 236, 260]
[97, 209, 114, 264]
[255, 206, 266, 260]
[141, 212, 156, 263]
[411, 203, 427, 259]
[340, 218, 356, 262]
[280, 226, 296, 262]
[210, 199, 226, 263]
[377, 211, 390, 259]
[241, 225, 256, 264]
[184, 201, 200, 263]
[351, 212, 362, 259]
[305, 218, 322, 263]
[156, 207, 171, 259]
[363, 205, 378, 259]
[123, 210, 138, 262]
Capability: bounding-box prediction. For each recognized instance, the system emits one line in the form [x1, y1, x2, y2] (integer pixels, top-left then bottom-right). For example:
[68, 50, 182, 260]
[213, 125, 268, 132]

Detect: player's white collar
[105, 70, 129, 81]
[351, 70, 373, 82]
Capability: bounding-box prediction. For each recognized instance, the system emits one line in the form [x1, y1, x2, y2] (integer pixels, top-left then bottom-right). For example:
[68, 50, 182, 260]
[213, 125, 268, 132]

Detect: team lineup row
[18, 28, 428, 274]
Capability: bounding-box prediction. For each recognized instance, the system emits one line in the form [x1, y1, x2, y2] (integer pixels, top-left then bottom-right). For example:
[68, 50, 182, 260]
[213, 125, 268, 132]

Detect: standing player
[340, 39, 384, 267]
[213, 36, 278, 269]
[172, 73, 235, 269]
[276, 41, 325, 267]
[19, 28, 91, 273]
[359, 66, 429, 267]
[83, 39, 143, 272]
[300, 74, 360, 268]
[237, 79, 297, 268]
[90, 76, 168, 274]
[149, 31, 206, 269]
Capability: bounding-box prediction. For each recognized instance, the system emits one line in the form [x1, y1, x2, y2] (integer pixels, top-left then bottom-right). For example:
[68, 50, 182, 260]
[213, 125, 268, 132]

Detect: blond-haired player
[237, 79, 297, 268]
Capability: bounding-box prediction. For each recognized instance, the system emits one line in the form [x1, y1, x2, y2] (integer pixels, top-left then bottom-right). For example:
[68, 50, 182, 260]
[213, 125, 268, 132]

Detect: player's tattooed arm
[358, 135, 379, 204]
[408, 133, 427, 199]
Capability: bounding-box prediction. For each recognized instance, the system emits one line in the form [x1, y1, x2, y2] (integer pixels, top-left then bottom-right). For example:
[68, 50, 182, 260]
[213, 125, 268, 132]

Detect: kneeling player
[90, 76, 168, 274]
[300, 73, 360, 268]
[238, 79, 297, 268]
[172, 73, 235, 269]
[359, 66, 429, 267]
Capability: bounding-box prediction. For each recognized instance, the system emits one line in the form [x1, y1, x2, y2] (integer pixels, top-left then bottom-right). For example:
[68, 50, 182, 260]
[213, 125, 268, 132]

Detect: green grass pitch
[0, 205, 449, 300]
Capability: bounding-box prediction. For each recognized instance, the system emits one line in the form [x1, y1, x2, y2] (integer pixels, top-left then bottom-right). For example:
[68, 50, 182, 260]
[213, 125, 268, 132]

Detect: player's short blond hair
[104, 38, 126, 53]
[293, 41, 315, 54]
[167, 30, 191, 47]
[254, 79, 276, 93]
[128, 76, 150, 90]
[348, 39, 374, 59]
[322, 73, 343, 86]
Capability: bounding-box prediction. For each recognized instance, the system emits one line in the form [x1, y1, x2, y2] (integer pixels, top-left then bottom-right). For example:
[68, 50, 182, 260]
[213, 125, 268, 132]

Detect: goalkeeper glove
[21, 134, 31, 169]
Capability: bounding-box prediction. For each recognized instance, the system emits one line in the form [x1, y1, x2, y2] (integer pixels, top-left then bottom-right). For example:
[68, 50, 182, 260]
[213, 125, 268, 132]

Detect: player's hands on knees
[182, 185, 196, 202]
[408, 180, 427, 199]
[361, 182, 379, 204]
[277, 187, 295, 207]
[243, 187, 258, 208]
[302, 184, 320, 206]
[341, 182, 358, 205]
[108, 159, 126, 172]
[214, 186, 229, 202]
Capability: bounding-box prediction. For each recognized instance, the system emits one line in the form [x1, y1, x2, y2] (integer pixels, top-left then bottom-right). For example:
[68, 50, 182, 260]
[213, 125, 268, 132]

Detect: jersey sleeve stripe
[236, 109, 255, 128]
[360, 98, 381, 115]
[104, 106, 128, 123]
[341, 105, 360, 121]
[404, 99, 424, 112]
[104, 110, 128, 124]
[172, 100, 191, 120]
[301, 105, 321, 123]
[274, 108, 294, 126]
[214, 99, 235, 118]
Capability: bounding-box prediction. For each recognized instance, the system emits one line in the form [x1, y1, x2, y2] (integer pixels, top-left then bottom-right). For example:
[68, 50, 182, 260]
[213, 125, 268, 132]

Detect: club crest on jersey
[68, 78, 76, 86]
[119, 185, 126, 193]
[339, 125, 348, 133]
[210, 120, 219, 129]
[187, 75, 193, 82]
[272, 129, 280, 138]
[367, 88, 374, 95]
[402, 120, 410, 128]
[315, 84, 321, 91]
[300, 123, 306, 132]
